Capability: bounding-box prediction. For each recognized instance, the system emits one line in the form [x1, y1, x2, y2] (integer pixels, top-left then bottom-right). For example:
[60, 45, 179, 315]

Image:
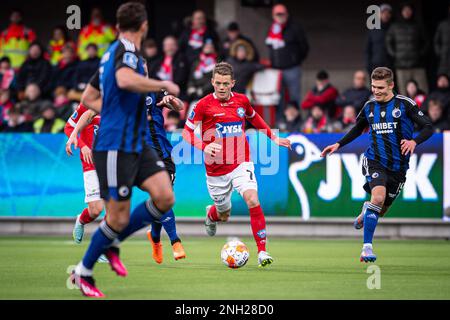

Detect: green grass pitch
[0, 236, 449, 299]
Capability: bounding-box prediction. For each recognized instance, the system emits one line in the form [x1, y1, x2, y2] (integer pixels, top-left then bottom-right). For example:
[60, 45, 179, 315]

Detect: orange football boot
[172, 241, 186, 261]
[147, 230, 163, 264]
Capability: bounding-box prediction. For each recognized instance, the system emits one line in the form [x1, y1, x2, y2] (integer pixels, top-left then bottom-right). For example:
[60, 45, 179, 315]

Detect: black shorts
[163, 157, 176, 185]
[362, 157, 406, 207]
[94, 146, 166, 201]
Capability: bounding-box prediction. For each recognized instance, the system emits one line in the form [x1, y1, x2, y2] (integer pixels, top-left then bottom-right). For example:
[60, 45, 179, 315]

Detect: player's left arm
[401, 103, 434, 155]
[245, 99, 291, 149]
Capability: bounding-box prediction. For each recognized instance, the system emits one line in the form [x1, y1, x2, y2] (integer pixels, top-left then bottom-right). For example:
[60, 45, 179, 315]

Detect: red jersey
[184, 92, 259, 176]
[64, 103, 100, 172]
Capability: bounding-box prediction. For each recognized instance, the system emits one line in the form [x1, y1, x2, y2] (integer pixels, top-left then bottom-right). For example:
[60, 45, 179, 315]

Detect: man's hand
[81, 146, 94, 165]
[321, 143, 340, 157]
[66, 135, 78, 156]
[401, 139, 417, 155]
[274, 137, 292, 150]
[162, 81, 180, 97]
[204, 143, 222, 157]
[157, 95, 184, 111]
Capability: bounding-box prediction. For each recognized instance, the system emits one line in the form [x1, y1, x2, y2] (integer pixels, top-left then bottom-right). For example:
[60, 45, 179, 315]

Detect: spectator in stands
[301, 105, 332, 133]
[0, 9, 36, 70]
[336, 70, 372, 113]
[149, 36, 189, 100]
[53, 44, 78, 92]
[165, 110, 182, 132]
[33, 102, 65, 133]
[19, 83, 49, 121]
[142, 38, 160, 70]
[277, 101, 302, 132]
[0, 89, 14, 130]
[406, 79, 426, 108]
[69, 43, 100, 101]
[53, 87, 73, 121]
[265, 4, 309, 109]
[336, 105, 357, 133]
[434, 4, 450, 76]
[3, 105, 33, 133]
[301, 70, 339, 118]
[426, 99, 450, 132]
[186, 39, 217, 103]
[0, 57, 16, 90]
[386, 3, 429, 94]
[77, 7, 115, 60]
[16, 42, 52, 98]
[48, 26, 75, 66]
[365, 4, 393, 74]
[179, 10, 220, 65]
[226, 40, 264, 94]
[222, 22, 259, 62]
[426, 74, 450, 111]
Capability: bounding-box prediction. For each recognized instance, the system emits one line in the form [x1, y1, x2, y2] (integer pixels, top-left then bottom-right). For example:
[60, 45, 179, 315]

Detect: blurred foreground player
[68, 86, 186, 264]
[70, 2, 180, 298]
[182, 62, 291, 267]
[321, 67, 433, 263]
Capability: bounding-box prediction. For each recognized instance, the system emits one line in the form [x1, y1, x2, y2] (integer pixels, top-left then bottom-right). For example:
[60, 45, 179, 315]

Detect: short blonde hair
[212, 62, 234, 79]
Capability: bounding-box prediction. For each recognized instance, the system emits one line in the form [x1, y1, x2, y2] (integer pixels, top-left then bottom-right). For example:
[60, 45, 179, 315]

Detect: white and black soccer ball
[220, 240, 250, 269]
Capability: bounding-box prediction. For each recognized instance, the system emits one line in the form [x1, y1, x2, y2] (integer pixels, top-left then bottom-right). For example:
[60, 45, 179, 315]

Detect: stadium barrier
[0, 132, 446, 219]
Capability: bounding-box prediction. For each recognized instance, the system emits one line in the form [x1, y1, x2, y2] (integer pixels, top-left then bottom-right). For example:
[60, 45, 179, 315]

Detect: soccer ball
[221, 240, 250, 269]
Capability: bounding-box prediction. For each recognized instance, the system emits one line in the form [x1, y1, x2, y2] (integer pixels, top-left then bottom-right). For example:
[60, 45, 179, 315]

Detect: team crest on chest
[146, 96, 153, 106]
[237, 107, 245, 118]
[392, 108, 402, 118]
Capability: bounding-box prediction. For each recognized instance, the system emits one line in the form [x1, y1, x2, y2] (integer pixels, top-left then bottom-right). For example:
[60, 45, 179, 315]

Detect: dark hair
[212, 61, 234, 79]
[316, 70, 329, 80]
[371, 67, 394, 83]
[227, 22, 239, 31]
[116, 2, 148, 32]
[143, 38, 157, 49]
[86, 43, 98, 51]
[168, 110, 181, 119]
[53, 25, 69, 41]
[0, 56, 11, 65]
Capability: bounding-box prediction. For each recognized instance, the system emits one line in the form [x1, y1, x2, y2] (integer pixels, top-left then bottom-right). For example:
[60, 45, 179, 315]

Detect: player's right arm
[81, 71, 102, 113]
[321, 106, 369, 157]
[182, 101, 221, 156]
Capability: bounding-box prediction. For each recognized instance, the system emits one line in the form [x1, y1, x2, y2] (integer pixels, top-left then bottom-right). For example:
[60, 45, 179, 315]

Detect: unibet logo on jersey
[215, 122, 243, 138]
[371, 122, 398, 134]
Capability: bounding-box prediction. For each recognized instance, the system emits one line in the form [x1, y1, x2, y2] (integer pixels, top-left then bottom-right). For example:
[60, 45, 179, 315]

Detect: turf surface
[0, 236, 449, 299]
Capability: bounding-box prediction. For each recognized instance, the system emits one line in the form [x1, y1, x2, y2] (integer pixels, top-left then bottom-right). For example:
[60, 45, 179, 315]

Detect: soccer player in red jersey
[182, 62, 291, 267]
[64, 103, 105, 247]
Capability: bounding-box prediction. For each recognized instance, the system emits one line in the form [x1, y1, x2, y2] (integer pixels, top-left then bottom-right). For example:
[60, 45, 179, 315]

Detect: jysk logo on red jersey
[215, 122, 243, 138]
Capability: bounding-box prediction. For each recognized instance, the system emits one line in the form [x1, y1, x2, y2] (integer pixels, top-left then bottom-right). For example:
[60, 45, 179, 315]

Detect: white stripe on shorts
[107, 150, 118, 188]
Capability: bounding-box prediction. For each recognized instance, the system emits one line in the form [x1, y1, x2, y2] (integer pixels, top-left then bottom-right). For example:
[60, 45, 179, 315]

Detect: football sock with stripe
[158, 209, 181, 244]
[363, 203, 382, 245]
[249, 205, 267, 253]
[82, 220, 119, 270]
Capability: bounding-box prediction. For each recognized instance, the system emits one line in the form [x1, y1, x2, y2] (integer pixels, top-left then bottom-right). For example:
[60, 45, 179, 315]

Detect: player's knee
[370, 194, 385, 208]
[154, 191, 175, 212]
[244, 191, 259, 208]
[88, 201, 104, 218]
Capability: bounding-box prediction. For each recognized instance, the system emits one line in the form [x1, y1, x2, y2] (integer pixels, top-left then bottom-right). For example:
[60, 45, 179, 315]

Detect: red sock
[79, 208, 95, 225]
[249, 205, 267, 252]
[207, 205, 221, 222]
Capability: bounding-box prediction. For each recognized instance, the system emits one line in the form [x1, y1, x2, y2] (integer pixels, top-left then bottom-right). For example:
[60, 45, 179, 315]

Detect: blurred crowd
[0, 2, 449, 134]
